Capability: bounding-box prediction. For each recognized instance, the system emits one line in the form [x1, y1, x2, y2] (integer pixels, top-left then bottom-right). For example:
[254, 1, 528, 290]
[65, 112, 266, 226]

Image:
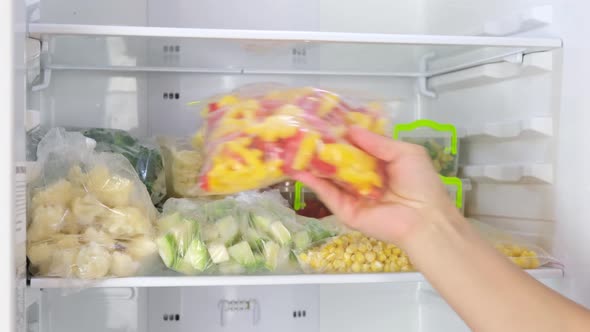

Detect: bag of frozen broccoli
[27, 128, 159, 280]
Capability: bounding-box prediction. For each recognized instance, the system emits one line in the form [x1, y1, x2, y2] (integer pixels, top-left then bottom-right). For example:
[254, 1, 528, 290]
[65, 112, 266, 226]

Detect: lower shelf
[29, 267, 563, 288]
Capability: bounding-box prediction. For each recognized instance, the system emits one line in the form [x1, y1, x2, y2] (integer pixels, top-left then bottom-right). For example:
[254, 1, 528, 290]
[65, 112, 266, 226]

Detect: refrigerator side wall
[552, 0, 590, 307]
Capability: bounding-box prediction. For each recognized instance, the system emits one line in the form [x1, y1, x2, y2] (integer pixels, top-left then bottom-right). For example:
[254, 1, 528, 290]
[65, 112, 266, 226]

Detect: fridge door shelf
[28, 23, 561, 78]
[29, 267, 563, 288]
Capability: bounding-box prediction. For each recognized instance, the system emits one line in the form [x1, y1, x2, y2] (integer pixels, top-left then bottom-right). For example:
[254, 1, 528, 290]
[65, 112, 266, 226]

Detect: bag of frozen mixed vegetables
[27, 128, 159, 280]
[196, 85, 390, 198]
[155, 191, 337, 275]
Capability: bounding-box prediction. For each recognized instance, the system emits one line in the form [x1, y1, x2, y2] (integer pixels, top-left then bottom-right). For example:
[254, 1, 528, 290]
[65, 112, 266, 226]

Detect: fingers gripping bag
[469, 219, 556, 269]
[156, 191, 337, 275]
[26, 128, 159, 280]
[197, 85, 390, 198]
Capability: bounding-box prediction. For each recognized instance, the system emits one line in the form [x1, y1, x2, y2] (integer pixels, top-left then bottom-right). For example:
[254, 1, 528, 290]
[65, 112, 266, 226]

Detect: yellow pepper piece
[371, 118, 387, 135]
[244, 115, 298, 142]
[318, 92, 340, 116]
[319, 143, 376, 169]
[275, 104, 304, 117]
[319, 143, 381, 192]
[292, 132, 320, 170]
[217, 95, 239, 107]
[346, 112, 373, 130]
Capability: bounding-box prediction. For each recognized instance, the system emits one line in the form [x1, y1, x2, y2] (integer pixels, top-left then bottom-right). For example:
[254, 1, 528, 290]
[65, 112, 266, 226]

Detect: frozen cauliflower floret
[125, 236, 157, 260]
[47, 248, 79, 278]
[54, 234, 80, 249]
[28, 205, 67, 242]
[82, 227, 115, 250]
[31, 179, 74, 210]
[70, 194, 108, 226]
[27, 241, 56, 266]
[75, 243, 112, 279]
[100, 207, 152, 238]
[86, 166, 133, 208]
[66, 165, 87, 188]
[110, 252, 139, 277]
[60, 210, 81, 235]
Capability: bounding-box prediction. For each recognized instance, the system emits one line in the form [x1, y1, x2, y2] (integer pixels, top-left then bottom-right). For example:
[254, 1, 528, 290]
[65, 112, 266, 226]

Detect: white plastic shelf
[29, 268, 563, 288]
[459, 117, 553, 139]
[28, 23, 562, 77]
[462, 163, 553, 184]
[429, 52, 553, 93]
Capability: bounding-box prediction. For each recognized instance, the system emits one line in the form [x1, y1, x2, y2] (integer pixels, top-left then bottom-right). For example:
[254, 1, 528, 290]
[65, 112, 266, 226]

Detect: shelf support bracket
[32, 68, 51, 92]
[32, 40, 51, 91]
[419, 53, 437, 98]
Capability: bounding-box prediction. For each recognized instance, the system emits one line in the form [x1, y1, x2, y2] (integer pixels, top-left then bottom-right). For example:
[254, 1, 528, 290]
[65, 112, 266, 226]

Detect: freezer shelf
[29, 267, 563, 288]
[28, 24, 561, 77]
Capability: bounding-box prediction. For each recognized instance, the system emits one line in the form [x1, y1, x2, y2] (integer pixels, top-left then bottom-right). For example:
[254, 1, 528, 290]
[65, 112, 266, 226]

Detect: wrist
[402, 206, 470, 268]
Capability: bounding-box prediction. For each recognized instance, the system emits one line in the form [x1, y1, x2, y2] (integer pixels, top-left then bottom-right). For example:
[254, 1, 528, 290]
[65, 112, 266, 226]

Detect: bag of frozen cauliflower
[27, 128, 159, 280]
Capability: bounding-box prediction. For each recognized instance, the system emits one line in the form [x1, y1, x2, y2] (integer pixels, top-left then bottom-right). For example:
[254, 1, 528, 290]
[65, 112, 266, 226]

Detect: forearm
[407, 210, 590, 332]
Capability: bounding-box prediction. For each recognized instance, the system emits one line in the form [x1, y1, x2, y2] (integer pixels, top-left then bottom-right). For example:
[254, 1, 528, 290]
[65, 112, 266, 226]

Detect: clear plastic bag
[81, 128, 167, 205]
[197, 85, 389, 198]
[158, 136, 204, 198]
[296, 231, 414, 274]
[156, 190, 337, 275]
[28, 126, 167, 205]
[469, 219, 555, 269]
[27, 128, 159, 279]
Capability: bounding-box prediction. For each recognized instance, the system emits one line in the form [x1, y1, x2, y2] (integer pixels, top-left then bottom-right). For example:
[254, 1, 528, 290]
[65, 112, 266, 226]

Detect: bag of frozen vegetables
[158, 136, 204, 198]
[196, 85, 390, 198]
[27, 128, 159, 280]
[156, 191, 338, 275]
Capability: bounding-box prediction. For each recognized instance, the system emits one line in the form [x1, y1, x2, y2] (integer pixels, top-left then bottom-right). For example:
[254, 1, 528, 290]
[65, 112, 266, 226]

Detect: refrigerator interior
[18, 0, 590, 331]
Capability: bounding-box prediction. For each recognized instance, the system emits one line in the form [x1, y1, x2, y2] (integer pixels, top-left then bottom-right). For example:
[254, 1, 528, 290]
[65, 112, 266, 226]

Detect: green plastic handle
[392, 119, 458, 155]
[294, 181, 305, 211]
[440, 176, 463, 209]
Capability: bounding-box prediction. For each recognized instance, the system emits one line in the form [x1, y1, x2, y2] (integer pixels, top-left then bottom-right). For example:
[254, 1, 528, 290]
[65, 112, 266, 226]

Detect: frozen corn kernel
[371, 261, 384, 272]
[300, 232, 415, 273]
[351, 262, 361, 273]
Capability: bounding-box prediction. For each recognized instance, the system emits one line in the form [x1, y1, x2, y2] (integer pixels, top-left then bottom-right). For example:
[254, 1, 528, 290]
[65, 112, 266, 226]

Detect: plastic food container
[442, 177, 471, 215]
[394, 120, 459, 177]
[272, 181, 332, 219]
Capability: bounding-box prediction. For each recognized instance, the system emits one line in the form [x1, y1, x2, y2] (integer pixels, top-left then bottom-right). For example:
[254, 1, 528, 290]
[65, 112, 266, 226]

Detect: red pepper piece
[200, 175, 210, 191]
[309, 157, 337, 176]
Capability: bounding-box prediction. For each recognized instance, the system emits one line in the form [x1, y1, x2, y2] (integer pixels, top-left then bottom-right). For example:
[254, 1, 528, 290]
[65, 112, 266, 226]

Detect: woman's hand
[294, 126, 462, 251]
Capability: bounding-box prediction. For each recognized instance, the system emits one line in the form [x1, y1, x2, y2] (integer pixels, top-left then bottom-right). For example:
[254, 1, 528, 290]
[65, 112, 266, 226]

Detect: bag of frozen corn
[196, 85, 389, 198]
[469, 219, 555, 269]
[27, 128, 159, 280]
